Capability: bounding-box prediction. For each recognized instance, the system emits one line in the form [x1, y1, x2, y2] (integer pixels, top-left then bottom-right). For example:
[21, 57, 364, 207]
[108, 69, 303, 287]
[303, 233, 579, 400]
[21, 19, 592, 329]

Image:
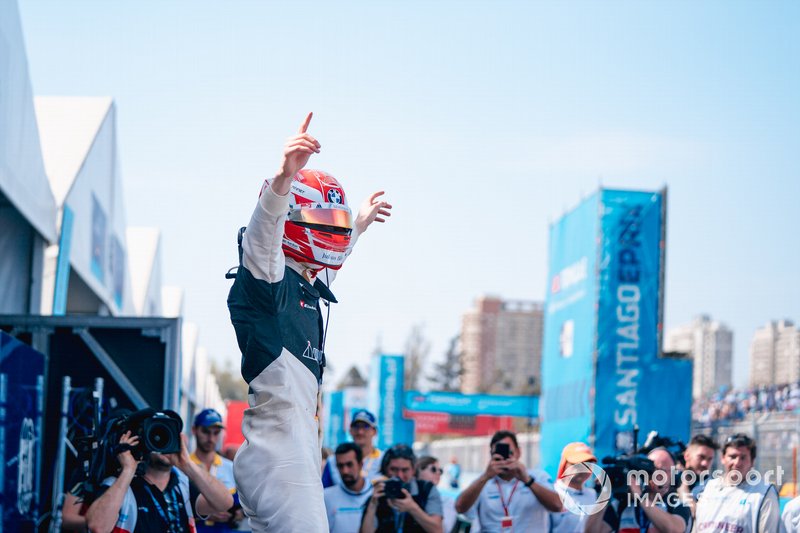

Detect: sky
[18, 0, 800, 389]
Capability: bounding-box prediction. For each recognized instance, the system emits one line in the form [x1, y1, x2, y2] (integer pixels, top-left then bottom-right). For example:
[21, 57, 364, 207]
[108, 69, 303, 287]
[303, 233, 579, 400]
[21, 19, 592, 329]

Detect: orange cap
[557, 442, 597, 479]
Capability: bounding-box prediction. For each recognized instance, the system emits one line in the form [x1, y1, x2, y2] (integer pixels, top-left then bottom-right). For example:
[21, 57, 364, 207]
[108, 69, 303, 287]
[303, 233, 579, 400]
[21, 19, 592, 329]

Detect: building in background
[665, 315, 733, 399]
[750, 320, 800, 387]
[460, 296, 543, 395]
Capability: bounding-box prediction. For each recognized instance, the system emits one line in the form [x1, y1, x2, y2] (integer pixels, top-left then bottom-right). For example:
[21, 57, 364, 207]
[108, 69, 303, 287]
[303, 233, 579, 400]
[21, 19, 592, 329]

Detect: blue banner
[1, 332, 45, 531]
[404, 390, 537, 418]
[368, 354, 414, 449]
[595, 189, 665, 460]
[540, 192, 599, 476]
[323, 390, 346, 448]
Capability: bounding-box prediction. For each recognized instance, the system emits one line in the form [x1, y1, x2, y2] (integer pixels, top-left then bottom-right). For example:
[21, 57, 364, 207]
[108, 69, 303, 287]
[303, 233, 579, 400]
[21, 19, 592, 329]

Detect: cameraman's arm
[639, 501, 686, 533]
[172, 436, 233, 515]
[85, 467, 135, 533]
[584, 508, 612, 533]
[86, 432, 138, 533]
[360, 480, 384, 533]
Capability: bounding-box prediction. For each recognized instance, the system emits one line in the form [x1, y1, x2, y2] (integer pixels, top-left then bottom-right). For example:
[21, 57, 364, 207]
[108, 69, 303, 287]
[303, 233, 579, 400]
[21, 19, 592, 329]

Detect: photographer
[585, 448, 690, 533]
[455, 430, 560, 532]
[360, 444, 443, 533]
[86, 426, 233, 533]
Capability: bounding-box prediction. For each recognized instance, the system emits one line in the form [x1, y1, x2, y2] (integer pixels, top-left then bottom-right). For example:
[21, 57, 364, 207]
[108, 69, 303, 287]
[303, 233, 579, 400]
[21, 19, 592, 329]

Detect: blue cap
[350, 409, 377, 428]
[193, 408, 225, 428]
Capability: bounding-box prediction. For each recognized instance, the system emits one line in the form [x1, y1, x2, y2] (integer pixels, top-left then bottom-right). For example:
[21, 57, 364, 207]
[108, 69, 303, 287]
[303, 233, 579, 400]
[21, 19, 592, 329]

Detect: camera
[384, 477, 407, 499]
[76, 408, 184, 502]
[110, 408, 183, 458]
[601, 454, 656, 498]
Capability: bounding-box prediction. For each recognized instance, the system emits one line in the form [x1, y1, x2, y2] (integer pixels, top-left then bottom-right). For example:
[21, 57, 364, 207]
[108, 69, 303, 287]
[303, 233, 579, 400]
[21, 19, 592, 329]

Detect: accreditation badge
[500, 516, 513, 531]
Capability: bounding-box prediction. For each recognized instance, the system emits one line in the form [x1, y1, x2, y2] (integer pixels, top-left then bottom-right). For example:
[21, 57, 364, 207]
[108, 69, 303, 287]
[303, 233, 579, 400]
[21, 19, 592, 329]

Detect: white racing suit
[227, 185, 343, 532]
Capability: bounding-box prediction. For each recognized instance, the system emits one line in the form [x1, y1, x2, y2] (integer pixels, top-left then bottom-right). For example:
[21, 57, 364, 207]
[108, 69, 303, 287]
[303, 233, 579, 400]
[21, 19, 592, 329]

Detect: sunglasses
[725, 433, 753, 445]
[427, 465, 443, 474]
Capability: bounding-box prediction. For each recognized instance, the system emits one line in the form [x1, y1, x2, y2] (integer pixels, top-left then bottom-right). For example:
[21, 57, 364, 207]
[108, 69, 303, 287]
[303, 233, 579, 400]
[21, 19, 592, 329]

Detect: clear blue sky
[19, 0, 800, 388]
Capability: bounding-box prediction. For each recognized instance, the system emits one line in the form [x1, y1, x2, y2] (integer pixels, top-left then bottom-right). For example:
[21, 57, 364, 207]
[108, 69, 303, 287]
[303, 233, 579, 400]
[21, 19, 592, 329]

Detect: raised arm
[242, 113, 321, 282]
[86, 432, 138, 533]
[171, 435, 233, 516]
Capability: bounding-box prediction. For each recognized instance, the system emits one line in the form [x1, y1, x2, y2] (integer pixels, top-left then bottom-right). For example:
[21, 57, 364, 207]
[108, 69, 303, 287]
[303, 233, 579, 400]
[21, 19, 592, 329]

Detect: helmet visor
[288, 204, 353, 235]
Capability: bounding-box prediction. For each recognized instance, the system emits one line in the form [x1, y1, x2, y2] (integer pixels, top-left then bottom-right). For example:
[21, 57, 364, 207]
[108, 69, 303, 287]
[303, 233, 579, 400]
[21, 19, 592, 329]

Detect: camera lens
[143, 416, 181, 454]
[149, 423, 171, 447]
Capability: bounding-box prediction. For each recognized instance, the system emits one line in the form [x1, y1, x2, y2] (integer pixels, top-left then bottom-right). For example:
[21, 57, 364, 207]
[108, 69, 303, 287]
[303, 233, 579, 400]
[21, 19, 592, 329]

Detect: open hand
[355, 191, 392, 234]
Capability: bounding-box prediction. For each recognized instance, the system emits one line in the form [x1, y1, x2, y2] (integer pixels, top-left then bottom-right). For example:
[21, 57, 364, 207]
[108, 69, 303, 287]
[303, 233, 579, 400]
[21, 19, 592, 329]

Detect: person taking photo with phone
[455, 430, 561, 532]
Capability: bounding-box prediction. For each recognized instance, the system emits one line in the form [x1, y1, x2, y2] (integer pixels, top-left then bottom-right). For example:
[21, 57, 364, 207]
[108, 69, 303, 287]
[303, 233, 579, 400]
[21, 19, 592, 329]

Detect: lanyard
[143, 483, 183, 533]
[494, 478, 520, 517]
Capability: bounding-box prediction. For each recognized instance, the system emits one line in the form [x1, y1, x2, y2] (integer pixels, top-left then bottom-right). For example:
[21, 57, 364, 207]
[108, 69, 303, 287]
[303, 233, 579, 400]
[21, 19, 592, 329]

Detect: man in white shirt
[455, 430, 562, 532]
[781, 494, 800, 532]
[694, 433, 779, 533]
[325, 442, 373, 533]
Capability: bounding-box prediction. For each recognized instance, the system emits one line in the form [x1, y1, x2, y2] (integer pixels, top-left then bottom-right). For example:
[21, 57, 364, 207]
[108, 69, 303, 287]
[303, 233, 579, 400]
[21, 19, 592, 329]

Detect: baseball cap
[558, 442, 597, 478]
[193, 408, 225, 428]
[350, 409, 377, 429]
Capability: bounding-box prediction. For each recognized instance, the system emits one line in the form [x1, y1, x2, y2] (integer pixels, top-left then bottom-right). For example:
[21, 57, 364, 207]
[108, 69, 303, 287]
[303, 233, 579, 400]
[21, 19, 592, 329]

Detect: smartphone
[384, 478, 405, 499]
[494, 442, 510, 459]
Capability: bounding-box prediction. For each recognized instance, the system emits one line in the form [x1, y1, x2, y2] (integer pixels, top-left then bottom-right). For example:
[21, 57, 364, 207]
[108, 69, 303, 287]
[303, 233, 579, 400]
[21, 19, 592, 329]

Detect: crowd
[59, 404, 800, 532]
[692, 382, 800, 423]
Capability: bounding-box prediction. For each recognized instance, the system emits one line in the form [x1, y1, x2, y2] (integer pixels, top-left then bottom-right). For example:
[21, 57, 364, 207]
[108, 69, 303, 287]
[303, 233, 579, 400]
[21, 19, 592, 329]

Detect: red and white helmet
[280, 169, 353, 270]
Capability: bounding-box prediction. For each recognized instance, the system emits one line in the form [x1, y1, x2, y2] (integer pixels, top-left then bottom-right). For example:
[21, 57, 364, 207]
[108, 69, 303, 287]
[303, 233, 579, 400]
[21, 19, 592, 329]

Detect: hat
[350, 409, 377, 429]
[557, 442, 597, 479]
[193, 408, 225, 428]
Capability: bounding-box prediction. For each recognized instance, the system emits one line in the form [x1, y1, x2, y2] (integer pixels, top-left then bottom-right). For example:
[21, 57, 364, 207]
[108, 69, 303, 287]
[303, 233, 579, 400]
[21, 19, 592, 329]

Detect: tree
[427, 335, 462, 392]
[211, 361, 248, 401]
[404, 323, 430, 391]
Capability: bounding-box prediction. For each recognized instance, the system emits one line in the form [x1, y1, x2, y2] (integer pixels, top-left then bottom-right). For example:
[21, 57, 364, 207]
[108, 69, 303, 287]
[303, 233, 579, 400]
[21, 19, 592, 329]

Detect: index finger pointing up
[299, 112, 313, 134]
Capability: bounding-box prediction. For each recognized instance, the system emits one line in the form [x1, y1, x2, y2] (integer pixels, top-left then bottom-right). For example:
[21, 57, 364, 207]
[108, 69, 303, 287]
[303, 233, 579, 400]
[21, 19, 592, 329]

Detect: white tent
[0, 0, 58, 314]
[127, 227, 163, 316]
[35, 96, 134, 315]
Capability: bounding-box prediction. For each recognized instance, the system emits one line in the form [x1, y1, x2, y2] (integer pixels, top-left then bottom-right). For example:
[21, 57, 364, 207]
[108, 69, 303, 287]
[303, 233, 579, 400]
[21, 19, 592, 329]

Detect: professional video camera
[76, 408, 183, 500]
[601, 454, 656, 498]
[639, 430, 687, 466]
[106, 408, 183, 458]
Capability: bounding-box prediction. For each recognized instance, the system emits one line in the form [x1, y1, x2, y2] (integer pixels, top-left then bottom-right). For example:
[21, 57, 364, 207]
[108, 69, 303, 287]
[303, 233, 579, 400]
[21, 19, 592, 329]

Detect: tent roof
[34, 96, 113, 205]
[126, 227, 161, 316]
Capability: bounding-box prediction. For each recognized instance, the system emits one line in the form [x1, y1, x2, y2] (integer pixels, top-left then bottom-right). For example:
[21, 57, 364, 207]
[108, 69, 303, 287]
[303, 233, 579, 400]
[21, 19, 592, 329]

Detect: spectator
[694, 433, 779, 532]
[86, 426, 233, 533]
[190, 408, 243, 532]
[325, 442, 374, 533]
[455, 430, 560, 532]
[677, 434, 718, 517]
[781, 493, 800, 532]
[549, 442, 598, 533]
[360, 444, 443, 533]
[445, 456, 461, 489]
[586, 448, 690, 533]
[324, 410, 383, 488]
[416, 456, 456, 533]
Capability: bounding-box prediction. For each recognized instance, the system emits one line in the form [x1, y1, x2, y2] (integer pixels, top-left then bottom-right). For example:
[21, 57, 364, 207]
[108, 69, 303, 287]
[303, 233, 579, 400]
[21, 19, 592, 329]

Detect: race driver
[227, 112, 391, 532]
